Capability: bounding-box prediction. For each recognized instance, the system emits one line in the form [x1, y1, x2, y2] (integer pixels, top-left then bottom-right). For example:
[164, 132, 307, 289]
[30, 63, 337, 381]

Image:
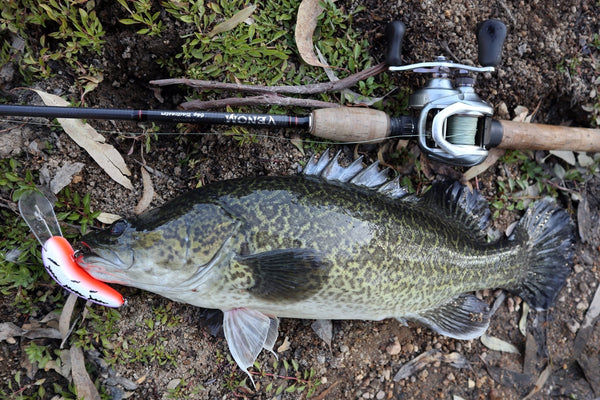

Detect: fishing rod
[1, 20, 599, 166]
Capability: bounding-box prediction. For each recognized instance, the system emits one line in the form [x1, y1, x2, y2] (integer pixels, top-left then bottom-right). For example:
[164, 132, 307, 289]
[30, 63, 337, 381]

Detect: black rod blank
[0, 105, 311, 129]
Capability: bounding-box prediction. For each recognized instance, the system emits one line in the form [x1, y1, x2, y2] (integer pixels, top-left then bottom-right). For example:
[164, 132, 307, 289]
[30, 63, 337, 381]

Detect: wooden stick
[180, 94, 339, 110]
[498, 120, 600, 152]
[149, 62, 388, 95]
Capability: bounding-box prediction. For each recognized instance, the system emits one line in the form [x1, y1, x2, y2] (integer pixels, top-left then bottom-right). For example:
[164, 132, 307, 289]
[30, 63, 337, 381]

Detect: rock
[386, 337, 401, 355]
[166, 379, 181, 390]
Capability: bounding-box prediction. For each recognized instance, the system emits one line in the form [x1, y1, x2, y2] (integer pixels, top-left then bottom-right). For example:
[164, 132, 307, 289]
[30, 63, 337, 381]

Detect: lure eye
[110, 220, 128, 236]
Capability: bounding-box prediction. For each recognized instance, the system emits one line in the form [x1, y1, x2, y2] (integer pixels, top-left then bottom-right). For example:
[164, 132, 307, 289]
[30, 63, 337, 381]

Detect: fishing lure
[18, 191, 124, 307]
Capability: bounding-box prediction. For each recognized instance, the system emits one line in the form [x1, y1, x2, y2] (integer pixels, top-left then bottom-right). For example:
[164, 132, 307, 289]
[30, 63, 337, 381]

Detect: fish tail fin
[510, 198, 574, 310]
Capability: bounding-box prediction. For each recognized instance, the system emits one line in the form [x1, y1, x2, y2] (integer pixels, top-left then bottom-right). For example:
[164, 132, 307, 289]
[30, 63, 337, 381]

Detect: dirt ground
[1, 0, 600, 399]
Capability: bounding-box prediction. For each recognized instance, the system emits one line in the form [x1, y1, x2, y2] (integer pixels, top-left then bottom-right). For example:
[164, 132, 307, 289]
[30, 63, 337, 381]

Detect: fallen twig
[150, 62, 387, 96]
[181, 94, 340, 110]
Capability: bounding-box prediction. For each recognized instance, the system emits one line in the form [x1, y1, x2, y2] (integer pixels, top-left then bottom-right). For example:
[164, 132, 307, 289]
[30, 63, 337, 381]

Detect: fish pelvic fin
[223, 308, 279, 387]
[510, 198, 574, 310]
[405, 294, 491, 340]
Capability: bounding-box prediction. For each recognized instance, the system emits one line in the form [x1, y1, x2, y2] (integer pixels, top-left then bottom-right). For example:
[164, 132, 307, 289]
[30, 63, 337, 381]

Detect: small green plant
[55, 188, 101, 235]
[75, 306, 122, 351]
[0, 0, 105, 82]
[557, 56, 582, 76]
[24, 342, 53, 370]
[251, 357, 322, 397]
[2, 370, 49, 400]
[162, 0, 206, 30]
[40, 1, 106, 54]
[0, 159, 47, 310]
[117, 0, 165, 36]
[166, 374, 206, 399]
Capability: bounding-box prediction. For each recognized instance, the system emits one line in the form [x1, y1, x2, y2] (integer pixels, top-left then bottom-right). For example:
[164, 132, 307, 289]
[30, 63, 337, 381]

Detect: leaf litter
[32, 89, 134, 190]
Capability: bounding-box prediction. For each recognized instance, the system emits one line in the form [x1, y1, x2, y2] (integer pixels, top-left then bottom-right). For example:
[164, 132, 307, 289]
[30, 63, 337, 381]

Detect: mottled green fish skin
[80, 173, 570, 327]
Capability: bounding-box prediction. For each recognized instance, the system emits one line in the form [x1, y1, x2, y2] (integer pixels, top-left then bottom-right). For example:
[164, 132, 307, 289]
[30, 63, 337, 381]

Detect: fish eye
[110, 220, 128, 236]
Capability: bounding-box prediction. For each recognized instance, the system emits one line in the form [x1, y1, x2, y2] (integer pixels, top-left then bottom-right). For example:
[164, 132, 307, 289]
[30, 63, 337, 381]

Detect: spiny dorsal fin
[303, 150, 408, 199]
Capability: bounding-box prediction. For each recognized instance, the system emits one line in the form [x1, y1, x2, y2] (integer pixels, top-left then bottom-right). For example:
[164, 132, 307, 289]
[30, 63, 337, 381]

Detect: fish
[77, 149, 574, 380]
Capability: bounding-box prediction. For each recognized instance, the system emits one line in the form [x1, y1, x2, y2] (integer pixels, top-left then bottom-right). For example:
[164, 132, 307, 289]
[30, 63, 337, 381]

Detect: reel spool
[386, 20, 507, 166]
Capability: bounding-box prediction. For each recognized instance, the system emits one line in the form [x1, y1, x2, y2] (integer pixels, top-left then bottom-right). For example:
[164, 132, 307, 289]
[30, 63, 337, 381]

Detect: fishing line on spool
[445, 115, 479, 146]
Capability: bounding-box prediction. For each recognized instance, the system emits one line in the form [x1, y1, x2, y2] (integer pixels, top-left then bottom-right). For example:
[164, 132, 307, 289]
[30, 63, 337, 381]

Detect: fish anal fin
[407, 294, 491, 340]
[235, 248, 329, 302]
[223, 308, 279, 386]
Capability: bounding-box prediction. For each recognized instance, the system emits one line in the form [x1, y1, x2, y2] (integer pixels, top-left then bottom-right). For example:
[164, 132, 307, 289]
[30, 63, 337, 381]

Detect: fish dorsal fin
[303, 150, 408, 199]
[223, 308, 279, 386]
[420, 181, 492, 240]
[405, 293, 491, 340]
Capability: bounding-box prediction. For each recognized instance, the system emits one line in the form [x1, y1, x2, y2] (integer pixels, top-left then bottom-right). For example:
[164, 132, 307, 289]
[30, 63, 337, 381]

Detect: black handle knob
[477, 20, 507, 67]
[385, 21, 406, 66]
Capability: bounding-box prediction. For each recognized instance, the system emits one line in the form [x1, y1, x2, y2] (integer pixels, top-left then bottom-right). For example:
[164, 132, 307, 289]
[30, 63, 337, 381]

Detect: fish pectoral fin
[235, 248, 330, 302]
[407, 294, 491, 340]
[223, 308, 279, 386]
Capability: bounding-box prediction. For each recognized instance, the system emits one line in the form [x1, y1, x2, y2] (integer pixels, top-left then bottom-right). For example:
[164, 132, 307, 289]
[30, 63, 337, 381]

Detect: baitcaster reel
[385, 20, 507, 166]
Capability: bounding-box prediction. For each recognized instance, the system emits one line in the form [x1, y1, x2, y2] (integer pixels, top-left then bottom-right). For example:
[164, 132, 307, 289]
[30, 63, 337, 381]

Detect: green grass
[0, 0, 105, 82]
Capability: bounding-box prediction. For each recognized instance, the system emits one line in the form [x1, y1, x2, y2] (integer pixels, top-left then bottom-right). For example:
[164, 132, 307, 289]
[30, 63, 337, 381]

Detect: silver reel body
[391, 57, 495, 166]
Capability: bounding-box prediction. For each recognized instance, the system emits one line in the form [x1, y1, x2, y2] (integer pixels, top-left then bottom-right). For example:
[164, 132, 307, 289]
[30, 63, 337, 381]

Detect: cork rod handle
[310, 107, 391, 143]
[498, 120, 600, 152]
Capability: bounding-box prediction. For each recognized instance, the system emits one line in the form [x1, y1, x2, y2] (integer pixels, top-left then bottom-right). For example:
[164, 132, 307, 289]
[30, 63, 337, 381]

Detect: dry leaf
[513, 106, 530, 122]
[441, 352, 470, 369]
[134, 166, 154, 214]
[577, 152, 594, 167]
[59, 349, 72, 380]
[97, 212, 122, 224]
[79, 73, 104, 102]
[290, 136, 304, 155]
[295, 0, 330, 68]
[59, 293, 78, 346]
[519, 302, 530, 337]
[208, 4, 256, 37]
[0, 322, 61, 342]
[277, 336, 291, 352]
[480, 334, 520, 354]
[522, 364, 552, 400]
[574, 283, 600, 355]
[549, 150, 576, 165]
[463, 147, 505, 181]
[33, 89, 133, 190]
[394, 349, 441, 381]
[50, 162, 85, 194]
[70, 345, 102, 400]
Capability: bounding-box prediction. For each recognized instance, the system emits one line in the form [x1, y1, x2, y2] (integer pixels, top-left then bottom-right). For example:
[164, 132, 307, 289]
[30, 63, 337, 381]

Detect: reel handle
[385, 21, 406, 66]
[476, 20, 507, 67]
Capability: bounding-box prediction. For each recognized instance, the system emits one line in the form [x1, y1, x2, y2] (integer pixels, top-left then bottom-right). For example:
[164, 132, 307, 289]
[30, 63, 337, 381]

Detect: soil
[1, 0, 599, 399]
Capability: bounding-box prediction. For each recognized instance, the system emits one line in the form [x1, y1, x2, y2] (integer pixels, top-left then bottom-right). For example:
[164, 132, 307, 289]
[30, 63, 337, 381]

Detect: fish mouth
[77, 244, 134, 284]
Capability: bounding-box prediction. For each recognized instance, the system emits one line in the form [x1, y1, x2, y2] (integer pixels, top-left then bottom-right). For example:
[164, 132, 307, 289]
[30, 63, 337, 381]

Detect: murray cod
[79, 150, 574, 379]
